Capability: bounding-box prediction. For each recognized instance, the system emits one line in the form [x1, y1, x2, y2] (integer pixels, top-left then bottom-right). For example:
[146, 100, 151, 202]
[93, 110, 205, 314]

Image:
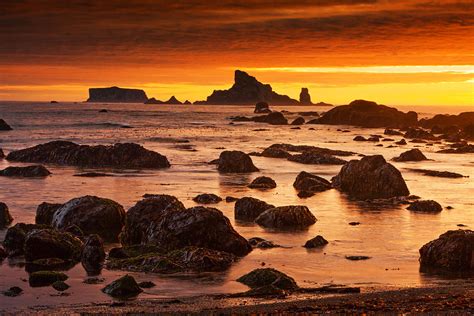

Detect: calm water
[0, 102, 473, 309]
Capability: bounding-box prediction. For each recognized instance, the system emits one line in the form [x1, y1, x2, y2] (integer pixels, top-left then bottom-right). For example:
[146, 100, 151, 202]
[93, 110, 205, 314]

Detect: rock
[395, 139, 407, 145]
[253, 112, 288, 125]
[0, 119, 13, 131]
[237, 268, 298, 290]
[34, 203, 62, 225]
[52, 281, 70, 291]
[437, 144, 474, 153]
[349, 221, 361, 226]
[138, 281, 156, 288]
[407, 168, 465, 178]
[291, 117, 305, 125]
[225, 196, 238, 202]
[24, 229, 83, 262]
[51, 196, 125, 242]
[345, 256, 371, 261]
[108, 247, 129, 259]
[261, 147, 292, 159]
[164, 96, 182, 105]
[144, 97, 164, 104]
[81, 234, 106, 274]
[217, 151, 259, 173]
[193, 193, 222, 204]
[248, 176, 277, 189]
[353, 136, 366, 141]
[102, 275, 143, 298]
[419, 230, 474, 272]
[288, 151, 346, 165]
[309, 100, 417, 128]
[0, 165, 51, 177]
[29, 271, 68, 287]
[74, 172, 114, 177]
[183, 100, 192, 105]
[120, 195, 185, 245]
[248, 237, 280, 249]
[299, 88, 312, 105]
[87, 86, 148, 103]
[393, 149, 428, 162]
[293, 171, 331, 195]
[332, 155, 410, 200]
[7, 141, 170, 169]
[0, 246, 6, 259]
[261, 143, 354, 158]
[384, 128, 403, 136]
[255, 205, 316, 229]
[404, 128, 436, 140]
[3, 286, 23, 297]
[0, 202, 13, 227]
[297, 190, 316, 198]
[98, 109, 108, 113]
[254, 102, 271, 113]
[3, 223, 48, 256]
[234, 197, 275, 221]
[304, 235, 328, 248]
[419, 112, 474, 129]
[195, 70, 299, 105]
[0, 148, 4, 159]
[367, 136, 380, 142]
[63, 224, 84, 239]
[407, 200, 442, 213]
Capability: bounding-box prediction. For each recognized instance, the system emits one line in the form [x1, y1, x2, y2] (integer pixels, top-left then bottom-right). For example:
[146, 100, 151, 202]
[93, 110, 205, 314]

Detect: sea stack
[87, 86, 148, 103]
[299, 88, 312, 105]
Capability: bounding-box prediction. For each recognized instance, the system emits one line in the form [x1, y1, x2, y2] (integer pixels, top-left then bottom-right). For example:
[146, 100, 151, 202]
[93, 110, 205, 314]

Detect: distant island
[86, 70, 332, 106]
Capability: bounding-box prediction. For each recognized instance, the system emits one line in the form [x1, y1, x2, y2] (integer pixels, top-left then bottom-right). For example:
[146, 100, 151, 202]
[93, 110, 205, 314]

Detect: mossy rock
[237, 268, 298, 290]
[102, 274, 143, 298]
[29, 271, 68, 287]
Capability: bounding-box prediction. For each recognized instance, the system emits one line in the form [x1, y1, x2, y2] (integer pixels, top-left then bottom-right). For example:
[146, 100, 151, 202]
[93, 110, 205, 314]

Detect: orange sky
[0, 0, 473, 105]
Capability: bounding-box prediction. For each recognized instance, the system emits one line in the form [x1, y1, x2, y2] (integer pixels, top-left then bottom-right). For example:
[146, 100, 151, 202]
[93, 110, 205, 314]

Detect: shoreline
[7, 282, 473, 315]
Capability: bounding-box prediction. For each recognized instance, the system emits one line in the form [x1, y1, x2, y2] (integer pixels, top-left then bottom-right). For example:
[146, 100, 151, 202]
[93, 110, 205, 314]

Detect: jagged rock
[255, 206, 316, 229]
[332, 155, 410, 200]
[51, 196, 125, 242]
[254, 102, 271, 113]
[217, 151, 259, 173]
[144, 97, 164, 104]
[407, 168, 465, 178]
[299, 88, 312, 105]
[0, 165, 51, 177]
[308, 100, 417, 128]
[195, 70, 299, 105]
[234, 197, 275, 221]
[183, 100, 192, 105]
[248, 176, 277, 189]
[293, 171, 331, 196]
[253, 112, 288, 125]
[3, 223, 48, 256]
[0, 202, 13, 227]
[384, 128, 404, 136]
[24, 229, 83, 262]
[404, 128, 436, 140]
[237, 268, 298, 290]
[193, 193, 222, 204]
[419, 230, 474, 272]
[164, 96, 182, 104]
[81, 234, 105, 275]
[288, 151, 346, 165]
[102, 275, 143, 298]
[29, 271, 68, 287]
[393, 149, 428, 162]
[0, 119, 13, 131]
[353, 136, 366, 141]
[87, 86, 148, 103]
[291, 117, 305, 125]
[7, 141, 170, 169]
[407, 200, 442, 212]
[304, 235, 328, 248]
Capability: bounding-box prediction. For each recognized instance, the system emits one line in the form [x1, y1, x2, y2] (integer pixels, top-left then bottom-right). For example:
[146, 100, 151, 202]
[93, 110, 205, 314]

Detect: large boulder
[293, 171, 331, 194]
[255, 206, 316, 229]
[248, 176, 277, 189]
[217, 151, 259, 173]
[419, 230, 474, 272]
[51, 196, 125, 242]
[6, 141, 170, 169]
[0, 202, 13, 228]
[332, 155, 410, 200]
[407, 200, 442, 213]
[0, 165, 51, 177]
[0, 119, 12, 131]
[81, 234, 106, 275]
[35, 202, 62, 225]
[234, 197, 275, 221]
[24, 229, 83, 262]
[309, 100, 417, 128]
[254, 102, 271, 113]
[120, 195, 185, 245]
[392, 149, 428, 162]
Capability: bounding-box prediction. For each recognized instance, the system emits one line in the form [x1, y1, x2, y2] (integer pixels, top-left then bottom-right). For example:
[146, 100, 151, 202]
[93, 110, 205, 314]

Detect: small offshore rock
[407, 200, 442, 213]
[291, 117, 305, 125]
[255, 205, 317, 230]
[293, 171, 331, 194]
[254, 102, 271, 114]
[353, 136, 366, 141]
[29, 271, 68, 287]
[0, 119, 13, 131]
[304, 235, 328, 248]
[237, 268, 298, 290]
[395, 139, 407, 145]
[345, 256, 371, 261]
[3, 286, 23, 297]
[234, 197, 275, 221]
[225, 196, 238, 203]
[0, 165, 51, 177]
[52, 281, 70, 291]
[81, 234, 106, 275]
[0, 202, 13, 227]
[102, 275, 143, 298]
[217, 151, 259, 173]
[193, 193, 222, 204]
[138, 281, 156, 288]
[393, 149, 428, 162]
[248, 176, 277, 189]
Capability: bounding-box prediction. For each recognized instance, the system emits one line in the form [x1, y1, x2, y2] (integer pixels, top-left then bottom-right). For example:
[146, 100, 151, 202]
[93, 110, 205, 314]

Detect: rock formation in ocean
[299, 88, 312, 105]
[87, 86, 148, 103]
[165, 96, 182, 104]
[194, 70, 299, 105]
[144, 97, 163, 104]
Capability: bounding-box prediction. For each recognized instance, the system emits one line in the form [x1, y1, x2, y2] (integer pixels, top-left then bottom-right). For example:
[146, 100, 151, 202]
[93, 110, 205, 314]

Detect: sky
[0, 0, 473, 106]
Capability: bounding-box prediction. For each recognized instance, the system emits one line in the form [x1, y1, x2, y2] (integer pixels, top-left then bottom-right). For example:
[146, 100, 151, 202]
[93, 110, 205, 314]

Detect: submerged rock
[353, 136, 366, 141]
[407, 168, 465, 178]
[217, 151, 259, 173]
[0, 202, 13, 228]
[288, 151, 346, 165]
[255, 205, 316, 229]
[419, 230, 474, 272]
[293, 171, 331, 196]
[384, 128, 404, 136]
[248, 176, 277, 189]
[7, 141, 170, 169]
[237, 268, 298, 290]
[407, 200, 442, 213]
[254, 102, 271, 113]
[248, 237, 280, 249]
[24, 229, 83, 262]
[332, 155, 410, 200]
[0, 165, 51, 177]
[81, 234, 106, 275]
[29, 271, 68, 287]
[102, 275, 143, 298]
[437, 144, 474, 154]
[304, 235, 328, 248]
[51, 196, 125, 242]
[193, 193, 222, 204]
[234, 197, 275, 221]
[0, 119, 13, 131]
[3, 286, 23, 297]
[393, 149, 428, 162]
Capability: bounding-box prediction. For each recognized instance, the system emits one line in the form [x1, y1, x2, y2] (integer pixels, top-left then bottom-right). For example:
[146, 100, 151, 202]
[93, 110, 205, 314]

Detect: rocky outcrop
[234, 197, 275, 221]
[164, 96, 182, 104]
[35, 202, 62, 225]
[419, 112, 474, 129]
[102, 275, 143, 298]
[0, 202, 13, 228]
[248, 176, 277, 189]
[23, 228, 83, 262]
[419, 230, 474, 272]
[144, 97, 163, 104]
[81, 234, 106, 274]
[7, 141, 170, 169]
[87, 86, 148, 103]
[193, 193, 222, 204]
[304, 235, 329, 248]
[308, 100, 417, 128]
[255, 206, 316, 229]
[0, 119, 13, 131]
[195, 70, 299, 105]
[393, 149, 428, 162]
[299, 88, 312, 105]
[293, 171, 331, 197]
[0, 165, 51, 177]
[332, 155, 410, 200]
[51, 196, 126, 242]
[184, 100, 192, 105]
[254, 102, 271, 113]
[407, 200, 442, 212]
[217, 151, 259, 173]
